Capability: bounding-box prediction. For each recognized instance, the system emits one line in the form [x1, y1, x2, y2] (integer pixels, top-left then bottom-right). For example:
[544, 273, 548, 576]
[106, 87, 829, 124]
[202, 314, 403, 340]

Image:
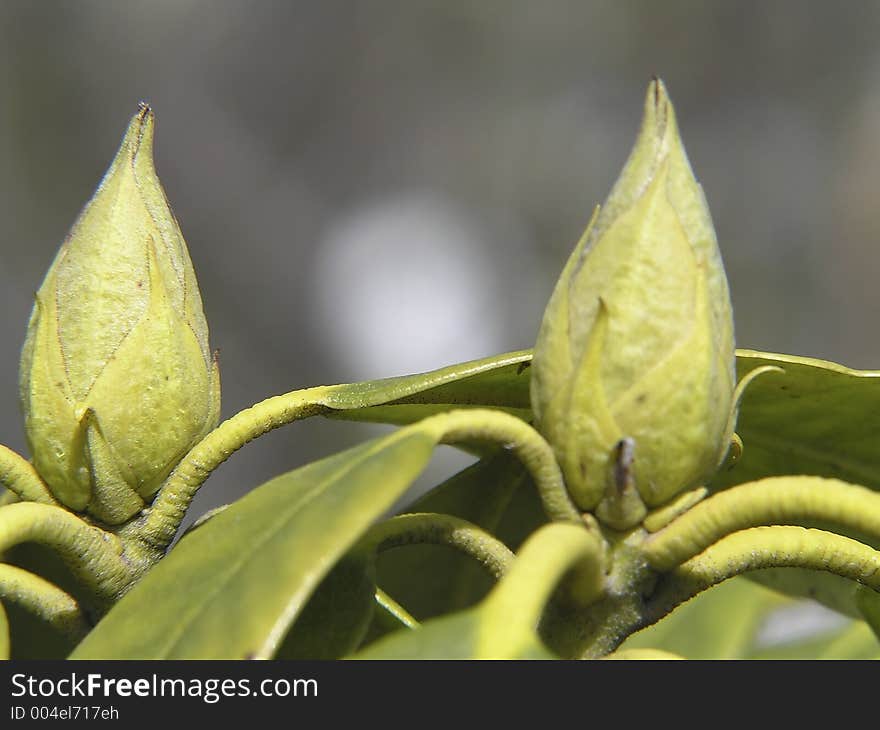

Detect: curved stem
[425, 409, 582, 524]
[645, 525, 880, 625]
[0, 563, 90, 641]
[374, 588, 419, 630]
[139, 399, 579, 551]
[483, 523, 605, 640]
[364, 512, 515, 579]
[136, 350, 533, 549]
[137, 385, 335, 549]
[0, 444, 58, 506]
[643, 476, 880, 570]
[0, 502, 142, 605]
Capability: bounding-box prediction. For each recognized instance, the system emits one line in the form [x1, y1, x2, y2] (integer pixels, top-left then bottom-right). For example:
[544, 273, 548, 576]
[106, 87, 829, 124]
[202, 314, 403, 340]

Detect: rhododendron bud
[19, 104, 221, 525]
[530, 79, 735, 529]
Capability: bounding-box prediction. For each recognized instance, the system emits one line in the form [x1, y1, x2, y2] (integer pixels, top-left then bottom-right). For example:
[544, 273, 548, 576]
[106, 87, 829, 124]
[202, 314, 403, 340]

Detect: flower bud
[19, 104, 221, 525]
[530, 79, 735, 529]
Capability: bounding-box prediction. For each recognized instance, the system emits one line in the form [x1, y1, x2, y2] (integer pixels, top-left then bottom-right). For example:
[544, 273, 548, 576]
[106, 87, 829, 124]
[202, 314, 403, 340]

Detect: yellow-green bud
[19, 104, 221, 525]
[530, 79, 735, 529]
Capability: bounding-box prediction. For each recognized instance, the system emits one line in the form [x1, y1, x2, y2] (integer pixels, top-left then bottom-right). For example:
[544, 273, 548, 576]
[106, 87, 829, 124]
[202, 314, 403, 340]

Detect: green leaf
[353, 606, 555, 659]
[713, 350, 880, 492]
[275, 548, 376, 660]
[71, 430, 437, 659]
[619, 577, 787, 659]
[324, 350, 533, 426]
[373, 451, 546, 626]
[355, 348, 880, 491]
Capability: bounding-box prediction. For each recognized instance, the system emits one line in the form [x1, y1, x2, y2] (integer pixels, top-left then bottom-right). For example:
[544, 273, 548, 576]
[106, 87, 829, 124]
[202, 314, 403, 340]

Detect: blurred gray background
[2, 1, 880, 531]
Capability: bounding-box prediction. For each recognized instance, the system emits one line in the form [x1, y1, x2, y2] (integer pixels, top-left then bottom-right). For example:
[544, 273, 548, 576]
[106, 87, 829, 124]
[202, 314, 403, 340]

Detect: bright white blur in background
[311, 193, 509, 379]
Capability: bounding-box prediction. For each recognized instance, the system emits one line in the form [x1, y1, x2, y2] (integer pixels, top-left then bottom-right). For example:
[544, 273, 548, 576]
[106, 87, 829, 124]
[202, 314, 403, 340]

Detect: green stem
[137, 385, 335, 549]
[0, 563, 90, 642]
[374, 589, 419, 630]
[643, 476, 880, 570]
[137, 350, 533, 549]
[0, 502, 146, 605]
[0, 444, 58, 506]
[139, 398, 579, 551]
[481, 523, 605, 651]
[424, 409, 582, 524]
[364, 512, 515, 579]
[645, 525, 880, 625]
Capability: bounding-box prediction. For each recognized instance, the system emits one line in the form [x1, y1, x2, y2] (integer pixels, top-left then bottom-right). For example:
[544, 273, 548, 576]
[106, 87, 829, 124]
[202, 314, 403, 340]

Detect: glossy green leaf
[328, 347, 880, 487]
[275, 548, 376, 660]
[325, 350, 532, 425]
[71, 429, 437, 659]
[353, 606, 555, 659]
[619, 577, 787, 659]
[714, 350, 880, 492]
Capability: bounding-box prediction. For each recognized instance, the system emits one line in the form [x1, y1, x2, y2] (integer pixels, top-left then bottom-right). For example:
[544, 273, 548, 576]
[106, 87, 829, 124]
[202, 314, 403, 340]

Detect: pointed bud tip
[121, 101, 155, 163]
[643, 77, 673, 140]
[531, 77, 734, 516]
[648, 76, 667, 103]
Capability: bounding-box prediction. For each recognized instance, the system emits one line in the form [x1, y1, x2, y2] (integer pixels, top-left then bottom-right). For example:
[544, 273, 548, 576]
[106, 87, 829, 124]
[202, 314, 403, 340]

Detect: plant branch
[645, 525, 880, 625]
[363, 512, 515, 579]
[0, 502, 145, 605]
[139, 398, 579, 552]
[643, 476, 880, 570]
[482, 523, 605, 646]
[0, 444, 59, 506]
[426, 409, 582, 524]
[137, 385, 335, 549]
[0, 562, 90, 642]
